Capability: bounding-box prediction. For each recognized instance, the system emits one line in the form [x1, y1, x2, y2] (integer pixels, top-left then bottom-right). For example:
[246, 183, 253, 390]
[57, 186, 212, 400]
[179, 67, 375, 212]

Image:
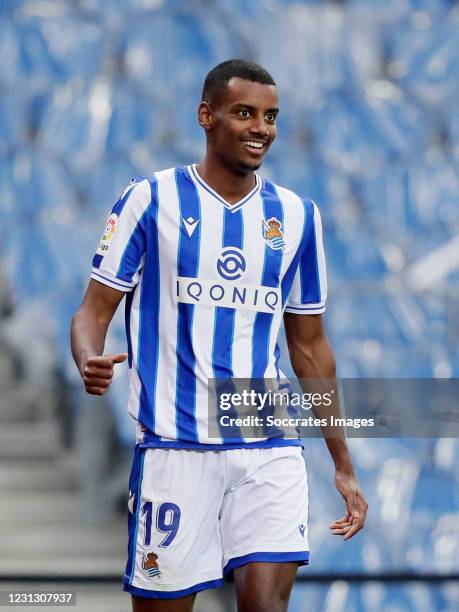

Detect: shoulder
[112, 177, 151, 218]
[120, 166, 181, 205]
[147, 166, 195, 195]
[151, 166, 179, 183]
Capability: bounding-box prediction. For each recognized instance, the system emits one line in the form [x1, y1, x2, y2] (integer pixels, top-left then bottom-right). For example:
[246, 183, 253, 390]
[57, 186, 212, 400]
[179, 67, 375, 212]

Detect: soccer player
[71, 59, 367, 612]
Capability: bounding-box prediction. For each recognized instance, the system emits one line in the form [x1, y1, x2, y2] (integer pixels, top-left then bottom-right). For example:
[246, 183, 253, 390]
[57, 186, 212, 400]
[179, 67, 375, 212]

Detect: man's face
[202, 77, 279, 174]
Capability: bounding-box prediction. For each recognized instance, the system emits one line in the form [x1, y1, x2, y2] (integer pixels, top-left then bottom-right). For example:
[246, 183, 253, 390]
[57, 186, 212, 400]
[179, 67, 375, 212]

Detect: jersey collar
[189, 164, 261, 213]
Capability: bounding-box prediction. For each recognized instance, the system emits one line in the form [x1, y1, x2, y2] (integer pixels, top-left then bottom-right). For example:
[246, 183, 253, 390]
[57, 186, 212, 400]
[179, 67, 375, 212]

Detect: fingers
[86, 356, 113, 369]
[330, 490, 368, 540]
[84, 377, 111, 395]
[83, 353, 128, 395]
[84, 367, 113, 379]
[83, 362, 113, 387]
[329, 513, 353, 536]
[85, 385, 109, 396]
[329, 514, 350, 526]
[331, 525, 353, 536]
[84, 376, 112, 388]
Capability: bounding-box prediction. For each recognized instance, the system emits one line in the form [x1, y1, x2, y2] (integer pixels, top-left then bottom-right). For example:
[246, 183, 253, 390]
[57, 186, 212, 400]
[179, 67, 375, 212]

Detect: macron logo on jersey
[182, 216, 199, 237]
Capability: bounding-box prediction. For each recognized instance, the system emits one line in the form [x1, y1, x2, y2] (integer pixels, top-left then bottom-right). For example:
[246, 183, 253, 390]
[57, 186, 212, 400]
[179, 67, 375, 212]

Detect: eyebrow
[231, 103, 279, 113]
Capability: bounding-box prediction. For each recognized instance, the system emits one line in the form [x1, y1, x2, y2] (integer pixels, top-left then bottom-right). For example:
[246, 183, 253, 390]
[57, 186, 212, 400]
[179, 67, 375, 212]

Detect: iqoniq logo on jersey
[176, 246, 280, 314]
[216, 247, 246, 280]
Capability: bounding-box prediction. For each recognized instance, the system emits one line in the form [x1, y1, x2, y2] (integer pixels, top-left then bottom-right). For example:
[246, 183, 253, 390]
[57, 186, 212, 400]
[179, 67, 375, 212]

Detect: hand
[82, 353, 128, 395]
[330, 469, 368, 540]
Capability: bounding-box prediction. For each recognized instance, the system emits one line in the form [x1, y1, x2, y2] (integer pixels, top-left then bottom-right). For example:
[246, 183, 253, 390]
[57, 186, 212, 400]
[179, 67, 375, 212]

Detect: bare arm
[71, 279, 127, 395]
[284, 312, 368, 540]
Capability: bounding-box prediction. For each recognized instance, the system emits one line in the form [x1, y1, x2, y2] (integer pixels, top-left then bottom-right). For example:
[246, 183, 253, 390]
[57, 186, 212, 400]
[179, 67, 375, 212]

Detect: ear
[198, 101, 213, 132]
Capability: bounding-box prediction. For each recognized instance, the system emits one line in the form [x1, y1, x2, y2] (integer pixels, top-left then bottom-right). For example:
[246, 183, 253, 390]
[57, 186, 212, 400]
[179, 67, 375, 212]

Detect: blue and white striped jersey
[91, 165, 327, 449]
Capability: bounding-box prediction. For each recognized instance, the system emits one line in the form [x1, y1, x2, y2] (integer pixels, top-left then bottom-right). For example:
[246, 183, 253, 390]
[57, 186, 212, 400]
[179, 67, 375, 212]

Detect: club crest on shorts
[142, 552, 162, 579]
[262, 217, 285, 250]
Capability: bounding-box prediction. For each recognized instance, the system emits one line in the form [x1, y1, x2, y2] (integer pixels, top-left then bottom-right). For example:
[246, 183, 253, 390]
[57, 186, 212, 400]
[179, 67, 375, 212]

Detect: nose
[249, 115, 269, 137]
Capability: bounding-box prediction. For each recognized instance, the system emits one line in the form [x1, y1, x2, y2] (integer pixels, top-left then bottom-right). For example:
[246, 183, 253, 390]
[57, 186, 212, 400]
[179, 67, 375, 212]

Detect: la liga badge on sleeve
[96, 212, 118, 255]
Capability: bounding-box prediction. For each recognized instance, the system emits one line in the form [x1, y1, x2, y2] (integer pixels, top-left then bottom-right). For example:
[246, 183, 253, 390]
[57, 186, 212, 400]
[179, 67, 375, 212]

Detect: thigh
[233, 562, 298, 612]
[123, 447, 226, 601]
[221, 446, 309, 574]
[131, 593, 196, 612]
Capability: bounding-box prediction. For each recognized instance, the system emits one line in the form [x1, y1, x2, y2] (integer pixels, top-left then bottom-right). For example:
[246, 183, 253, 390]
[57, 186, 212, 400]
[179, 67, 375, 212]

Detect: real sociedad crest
[142, 552, 162, 579]
[262, 217, 285, 250]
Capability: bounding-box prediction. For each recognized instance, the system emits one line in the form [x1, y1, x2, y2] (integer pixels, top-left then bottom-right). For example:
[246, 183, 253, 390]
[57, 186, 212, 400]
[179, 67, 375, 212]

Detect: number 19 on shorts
[142, 502, 181, 547]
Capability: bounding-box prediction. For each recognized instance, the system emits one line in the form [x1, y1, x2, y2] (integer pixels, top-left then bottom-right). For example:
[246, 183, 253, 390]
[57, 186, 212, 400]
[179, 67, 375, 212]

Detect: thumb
[111, 352, 128, 364]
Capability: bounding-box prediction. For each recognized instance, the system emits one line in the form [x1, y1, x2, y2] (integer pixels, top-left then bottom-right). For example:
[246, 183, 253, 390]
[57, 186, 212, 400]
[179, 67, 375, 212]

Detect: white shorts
[123, 445, 309, 600]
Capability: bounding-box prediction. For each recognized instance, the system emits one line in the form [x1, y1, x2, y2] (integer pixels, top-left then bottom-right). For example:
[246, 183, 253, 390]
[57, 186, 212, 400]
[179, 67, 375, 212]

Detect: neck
[195, 151, 257, 205]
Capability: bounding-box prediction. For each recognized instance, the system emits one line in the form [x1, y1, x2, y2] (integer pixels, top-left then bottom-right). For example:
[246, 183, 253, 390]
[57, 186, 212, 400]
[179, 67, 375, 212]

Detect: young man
[71, 59, 367, 612]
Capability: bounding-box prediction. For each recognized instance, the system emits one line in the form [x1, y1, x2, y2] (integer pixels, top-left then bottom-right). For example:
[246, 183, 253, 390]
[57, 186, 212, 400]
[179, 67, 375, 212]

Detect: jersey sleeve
[285, 199, 327, 314]
[90, 178, 151, 292]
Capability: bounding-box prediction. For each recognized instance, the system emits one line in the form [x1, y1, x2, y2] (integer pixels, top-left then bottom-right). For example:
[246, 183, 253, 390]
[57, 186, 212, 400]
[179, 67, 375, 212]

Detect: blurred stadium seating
[1, 0, 458, 610]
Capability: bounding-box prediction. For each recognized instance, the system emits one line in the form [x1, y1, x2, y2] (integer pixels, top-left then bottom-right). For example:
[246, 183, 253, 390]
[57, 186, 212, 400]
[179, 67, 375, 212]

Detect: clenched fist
[82, 353, 128, 395]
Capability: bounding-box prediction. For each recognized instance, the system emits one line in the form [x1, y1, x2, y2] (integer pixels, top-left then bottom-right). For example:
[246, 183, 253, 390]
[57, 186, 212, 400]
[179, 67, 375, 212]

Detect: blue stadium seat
[106, 87, 156, 153]
[9, 147, 77, 218]
[0, 0, 26, 15]
[362, 80, 432, 159]
[85, 154, 143, 217]
[11, 219, 60, 300]
[0, 16, 105, 91]
[0, 148, 78, 265]
[0, 93, 28, 149]
[38, 83, 103, 169]
[122, 10, 241, 99]
[264, 145, 333, 214]
[327, 293, 399, 342]
[112, 8, 241, 155]
[252, 6, 350, 111]
[0, 154, 17, 241]
[386, 12, 459, 109]
[356, 154, 458, 245]
[326, 231, 387, 282]
[307, 88, 432, 179]
[349, 0, 451, 23]
[445, 104, 459, 154]
[307, 92, 387, 178]
[0, 20, 49, 90]
[411, 464, 458, 516]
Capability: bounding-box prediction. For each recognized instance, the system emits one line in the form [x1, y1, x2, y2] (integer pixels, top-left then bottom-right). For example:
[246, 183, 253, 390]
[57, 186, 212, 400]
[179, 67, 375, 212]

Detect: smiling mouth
[243, 140, 266, 153]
